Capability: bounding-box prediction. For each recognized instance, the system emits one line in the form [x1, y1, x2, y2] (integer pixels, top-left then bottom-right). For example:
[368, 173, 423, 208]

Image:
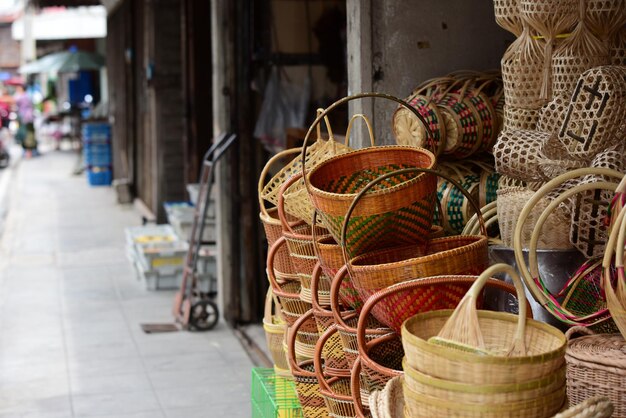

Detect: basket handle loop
[310, 261, 328, 313]
[564, 326, 595, 341]
[514, 168, 624, 309]
[355, 274, 531, 375]
[350, 357, 368, 418]
[277, 172, 304, 234]
[258, 147, 303, 217]
[530, 182, 618, 324]
[300, 92, 434, 195]
[329, 265, 357, 330]
[267, 237, 301, 299]
[602, 203, 626, 335]
[315, 107, 335, 144]
[345, 113, 375, 148]
[287, 309, 316, 376]
[434, 264, 528, 356]
[313, 325, 353, 398]
[340, 167, 487, 263]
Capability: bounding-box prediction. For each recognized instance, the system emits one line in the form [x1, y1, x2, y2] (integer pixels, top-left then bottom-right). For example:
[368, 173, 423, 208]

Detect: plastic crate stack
[83, 122, 112, 186]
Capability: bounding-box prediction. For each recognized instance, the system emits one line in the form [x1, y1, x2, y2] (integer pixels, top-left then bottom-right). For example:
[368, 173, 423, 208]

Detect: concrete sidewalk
[0, 151, 253, 417]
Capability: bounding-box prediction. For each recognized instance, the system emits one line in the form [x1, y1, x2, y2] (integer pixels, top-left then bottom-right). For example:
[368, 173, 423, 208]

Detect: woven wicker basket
[537, 93, 570, 135]
[313, 326, 356, 418]
[503, 105, 542, 131]
[259, 148, 304, 283]
[551, 23, 611, 100]
[287, 310, 330, 418]
[558, 65, 626, 161]
[307, 145, 437, 257]
[351, 358, 373, 418]
[310, 263, 350, 375]
[610, 27, 626, 65]
[494, 0, 524, 36]
[494, 129, 551, 182]
[514, 168, 624, 328]
[565, 327, 626, 418]
[401, 264, 567, 385]
[435, 90, 483, 158]
[392, 93, 446, 156]
[501, 25, 548, 108]
[263, 288, 291, 376]
[584, 0, 626, 43]
[553, 396, 613, 418]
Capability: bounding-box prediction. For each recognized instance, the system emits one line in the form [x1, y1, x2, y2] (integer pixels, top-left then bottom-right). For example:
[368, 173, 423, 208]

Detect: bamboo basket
[313, 325, 357, 418]
[584, 0, 626, 44]
[552, 396, 613, 418]
[302, 93, 437, 258]
[351, 358, 373, 418]
[392, 93, 446, 156]
[259, 147, 304, 283]
[610, 28, 626, 65]
[287, 310, 330, 418]
[494, 0, 524, 36]
[401, 264, 567, 385]
[263, 288, 291, 377]
[435, 90, 483, 158]
[514, 168, 624, 328]
[558, 66, 626, 161]
[310, 262, 350, 375]
[261, 109, 352, 224]
[330, 265, 390, 369]
[307, 145, 437, 257]
[537, 93, 571, 135]
[493, 129, 551, 182]
[342, 167, 489, 332]
[369, 376, 404, 418]
[565, 327, 626, 418]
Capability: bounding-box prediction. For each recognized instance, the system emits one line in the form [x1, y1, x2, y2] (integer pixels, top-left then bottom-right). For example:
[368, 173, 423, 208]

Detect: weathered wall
[347, 0, 515, 146]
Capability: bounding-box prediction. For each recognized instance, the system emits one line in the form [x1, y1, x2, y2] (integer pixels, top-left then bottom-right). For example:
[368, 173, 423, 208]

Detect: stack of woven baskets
[493, 0, 626, 256]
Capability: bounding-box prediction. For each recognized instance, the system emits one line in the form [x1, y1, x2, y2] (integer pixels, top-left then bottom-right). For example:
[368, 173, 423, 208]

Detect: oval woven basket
[401, 264, 567, 385]
[392, 93, 446, 156]
[262, 288, 290, 376]
[565, 328, 626, 418]
[308, 145, 437, 257]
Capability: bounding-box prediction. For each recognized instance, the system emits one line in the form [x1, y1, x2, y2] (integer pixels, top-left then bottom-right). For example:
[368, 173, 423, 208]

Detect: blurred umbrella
[18, 50, 105, 74]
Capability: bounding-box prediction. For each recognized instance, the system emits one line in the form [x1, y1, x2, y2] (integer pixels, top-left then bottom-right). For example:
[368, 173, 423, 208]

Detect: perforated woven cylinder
[497, 186, 572, 249]
[584, 0, 626, 43]
[570, 148, 626, 258]
[551, 23, 611, 98]
[494, 0, 523, 36]
[436, 92, 483, 158]
[519, 0, 579, 38]
[538, 134, 587, 179]
[494, 129, 549, 182]
[537, 93, 570, 134]
[501, 27, 547, 108]
[558, 65, 626, 160]
[502, 105, 541, 131]
[610, 27, 626, 66]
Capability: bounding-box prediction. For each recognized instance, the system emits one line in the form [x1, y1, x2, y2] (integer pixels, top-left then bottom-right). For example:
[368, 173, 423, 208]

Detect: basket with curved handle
[402, 263, 567, 387]
[310, 262, 351, 375]
[300, 93, 437, 256]
[259, 147, 303, 282]
[260, 108, 339, 209]
[350, 357, 372, 418]
[514, 168, 624, 328]
[340, 167, 489, 332]
[281, 109, 356, 225]
[262, 287, 290, 375]
[602, 202, 626, 339]
[312, 325, 357, 418]
[287, 310, 329, 418]
[357, 273, 532, 387]
[277, 174, 330, 287]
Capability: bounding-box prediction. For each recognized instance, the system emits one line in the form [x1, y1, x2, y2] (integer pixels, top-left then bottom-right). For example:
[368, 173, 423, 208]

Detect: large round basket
[565, 328, 626, 418]
[401, 264, 567, 386]
[307, 145, 437, 257]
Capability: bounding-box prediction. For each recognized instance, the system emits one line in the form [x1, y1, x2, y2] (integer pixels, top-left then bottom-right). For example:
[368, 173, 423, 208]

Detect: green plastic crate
[251, 368, 303, 418]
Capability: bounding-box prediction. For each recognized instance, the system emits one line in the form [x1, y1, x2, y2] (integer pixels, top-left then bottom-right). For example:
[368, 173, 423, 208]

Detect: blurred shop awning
[12, 6, 106, 40]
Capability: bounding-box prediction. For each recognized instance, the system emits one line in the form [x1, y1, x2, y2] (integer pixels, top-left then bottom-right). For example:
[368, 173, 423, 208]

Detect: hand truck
[172, 132, 237, 331]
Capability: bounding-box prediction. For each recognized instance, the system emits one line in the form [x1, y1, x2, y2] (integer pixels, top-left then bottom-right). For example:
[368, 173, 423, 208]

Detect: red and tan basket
[392, 92, 446, 156]
[341, 167, 489, 332]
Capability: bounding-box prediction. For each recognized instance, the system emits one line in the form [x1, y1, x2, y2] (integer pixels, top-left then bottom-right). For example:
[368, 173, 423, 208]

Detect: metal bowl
[486, 245, 587, 331]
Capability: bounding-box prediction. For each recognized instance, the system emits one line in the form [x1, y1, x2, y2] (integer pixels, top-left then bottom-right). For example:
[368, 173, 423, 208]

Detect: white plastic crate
[133, 256, 215, 291]
[125, 224, 179, 248]
[169, 213, 217, 242]
[135, 242, 188, 274]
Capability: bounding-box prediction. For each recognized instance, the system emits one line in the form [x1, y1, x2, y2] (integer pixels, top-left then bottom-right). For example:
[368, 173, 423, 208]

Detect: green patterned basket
[307, 145, 437, 257]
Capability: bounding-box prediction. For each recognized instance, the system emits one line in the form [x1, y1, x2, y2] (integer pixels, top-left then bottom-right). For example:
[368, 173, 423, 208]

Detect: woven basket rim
[307, 145, 436, 202]
[350, 235, 486, 270]
[403, 380, 566, 412]
[402, 358, 565, 393]
[402, 309, 567, 364]
[565, 332, 626, 368]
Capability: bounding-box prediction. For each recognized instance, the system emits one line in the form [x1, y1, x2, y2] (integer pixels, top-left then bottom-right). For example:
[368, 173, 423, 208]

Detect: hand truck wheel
[189, 299, 219, 331]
